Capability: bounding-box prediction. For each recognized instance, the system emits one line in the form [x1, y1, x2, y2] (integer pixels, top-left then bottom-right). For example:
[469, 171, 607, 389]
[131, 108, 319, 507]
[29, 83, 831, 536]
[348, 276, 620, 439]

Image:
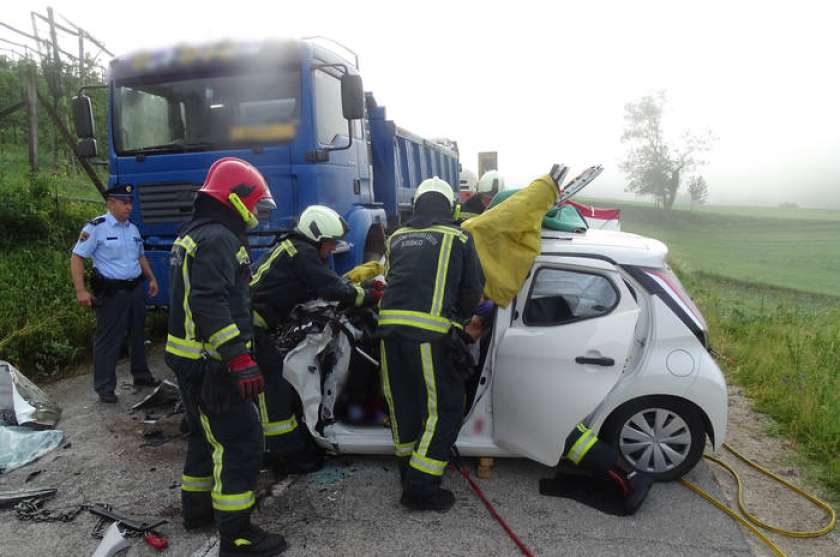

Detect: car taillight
[645, 268, 708, 332]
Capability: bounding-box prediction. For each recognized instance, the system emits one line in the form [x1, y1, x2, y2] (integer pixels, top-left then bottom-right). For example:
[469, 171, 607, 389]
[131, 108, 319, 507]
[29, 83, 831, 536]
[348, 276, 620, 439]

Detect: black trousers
[165, 354, 263, 538]
[92, 282, 152, 394]
[253, 328, 309, 456]
[380, 336, 465, 490]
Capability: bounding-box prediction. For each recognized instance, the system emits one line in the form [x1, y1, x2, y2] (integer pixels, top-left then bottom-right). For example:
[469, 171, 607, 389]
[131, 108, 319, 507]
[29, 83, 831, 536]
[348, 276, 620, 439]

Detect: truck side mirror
[72, 95, 95, 139]
[341, 73, 364, 120]
[77, 138, 98, 158]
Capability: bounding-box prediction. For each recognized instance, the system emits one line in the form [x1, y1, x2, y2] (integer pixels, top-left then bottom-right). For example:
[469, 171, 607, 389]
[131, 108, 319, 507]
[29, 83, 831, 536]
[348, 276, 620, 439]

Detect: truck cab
[74, 39, 459, 305]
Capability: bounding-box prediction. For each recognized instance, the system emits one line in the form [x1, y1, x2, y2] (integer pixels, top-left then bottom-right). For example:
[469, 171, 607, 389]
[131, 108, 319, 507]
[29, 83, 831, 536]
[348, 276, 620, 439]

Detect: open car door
[492, 256, 639, 465]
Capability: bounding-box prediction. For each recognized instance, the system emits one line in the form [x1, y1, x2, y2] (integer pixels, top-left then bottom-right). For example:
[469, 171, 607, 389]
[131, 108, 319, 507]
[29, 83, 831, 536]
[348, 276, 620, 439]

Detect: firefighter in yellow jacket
[379, 177, 485, 512]
[165, 157, 287, 556]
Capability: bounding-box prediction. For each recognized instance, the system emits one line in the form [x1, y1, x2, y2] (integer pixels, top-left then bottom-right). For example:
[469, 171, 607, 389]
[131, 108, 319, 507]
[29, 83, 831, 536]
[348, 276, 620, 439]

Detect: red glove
[364, 279, 386, 306]
[227, 353, 264, 401]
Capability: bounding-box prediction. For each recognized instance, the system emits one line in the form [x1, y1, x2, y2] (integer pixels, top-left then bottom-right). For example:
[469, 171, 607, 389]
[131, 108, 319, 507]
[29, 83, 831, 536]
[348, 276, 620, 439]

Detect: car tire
[599, 396, 706, 482]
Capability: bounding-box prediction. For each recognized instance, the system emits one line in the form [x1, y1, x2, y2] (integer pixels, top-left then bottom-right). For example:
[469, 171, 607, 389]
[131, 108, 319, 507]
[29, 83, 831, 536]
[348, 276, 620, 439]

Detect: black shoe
[220, 523, 287, 557]
[183, 514, 214, 530]
[98, 392, 118, 403]
[608, 468, 654, 515]
[271, 448, 324, 477]
[134, 376, 161, 387]
[400, 487, 455, 512]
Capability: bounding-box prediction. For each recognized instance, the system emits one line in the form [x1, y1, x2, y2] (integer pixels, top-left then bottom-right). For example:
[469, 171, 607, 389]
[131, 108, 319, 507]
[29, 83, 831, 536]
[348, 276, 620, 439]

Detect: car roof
[540, 228, 668, 268]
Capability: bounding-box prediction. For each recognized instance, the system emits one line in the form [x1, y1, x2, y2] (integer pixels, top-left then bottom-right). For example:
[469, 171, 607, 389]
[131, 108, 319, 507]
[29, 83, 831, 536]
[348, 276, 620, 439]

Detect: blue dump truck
[72, 39, 459, 305]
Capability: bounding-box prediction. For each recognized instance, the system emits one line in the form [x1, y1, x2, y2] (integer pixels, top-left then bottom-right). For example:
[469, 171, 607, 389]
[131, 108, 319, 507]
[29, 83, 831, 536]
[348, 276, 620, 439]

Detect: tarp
[487, 190, 589, 232]
[462, 175, 559, 307]
[0, 361, 61, 429]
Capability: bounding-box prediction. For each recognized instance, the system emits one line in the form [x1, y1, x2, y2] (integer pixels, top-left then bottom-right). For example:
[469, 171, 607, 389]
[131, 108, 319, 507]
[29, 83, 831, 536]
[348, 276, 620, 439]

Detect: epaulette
[88, 217, 106, 226]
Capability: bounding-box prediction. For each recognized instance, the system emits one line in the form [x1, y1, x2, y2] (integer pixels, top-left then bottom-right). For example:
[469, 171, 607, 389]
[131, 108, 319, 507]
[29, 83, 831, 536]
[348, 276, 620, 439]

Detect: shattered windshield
[113, 68, 300, 154]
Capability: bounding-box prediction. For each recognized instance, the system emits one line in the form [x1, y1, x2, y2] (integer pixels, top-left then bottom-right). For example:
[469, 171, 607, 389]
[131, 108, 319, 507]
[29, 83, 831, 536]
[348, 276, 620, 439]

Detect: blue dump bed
[366, 94, 459, 228]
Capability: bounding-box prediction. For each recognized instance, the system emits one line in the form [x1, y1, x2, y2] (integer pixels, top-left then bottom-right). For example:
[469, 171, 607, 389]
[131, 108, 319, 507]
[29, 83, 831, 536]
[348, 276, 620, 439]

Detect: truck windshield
[114, 69, 300, 154]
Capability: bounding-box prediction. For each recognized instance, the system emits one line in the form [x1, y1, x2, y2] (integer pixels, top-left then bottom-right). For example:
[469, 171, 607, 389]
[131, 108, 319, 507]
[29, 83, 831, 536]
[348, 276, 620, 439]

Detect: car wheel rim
[618, 408, 692, 474]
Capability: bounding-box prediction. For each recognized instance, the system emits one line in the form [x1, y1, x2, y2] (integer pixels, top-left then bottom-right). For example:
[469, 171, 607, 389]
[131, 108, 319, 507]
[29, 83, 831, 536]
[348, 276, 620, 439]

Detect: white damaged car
[280, 228, 726, 482]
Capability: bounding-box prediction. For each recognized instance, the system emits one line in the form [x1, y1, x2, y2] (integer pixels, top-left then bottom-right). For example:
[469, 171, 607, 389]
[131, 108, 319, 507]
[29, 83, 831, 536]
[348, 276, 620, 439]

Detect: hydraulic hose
[680, 442, 836, 557]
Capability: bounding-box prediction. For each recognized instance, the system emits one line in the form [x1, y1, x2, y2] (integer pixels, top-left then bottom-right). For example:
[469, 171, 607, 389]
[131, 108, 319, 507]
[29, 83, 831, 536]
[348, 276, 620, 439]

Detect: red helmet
[198, 157, 275, 228]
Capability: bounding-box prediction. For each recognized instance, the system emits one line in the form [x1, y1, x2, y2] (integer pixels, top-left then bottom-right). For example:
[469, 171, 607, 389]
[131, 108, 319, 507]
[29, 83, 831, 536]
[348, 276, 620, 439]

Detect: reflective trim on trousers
[567, 424, 598, 465]
[181, 474, 213, 493]
[409, 452, 447, 476]
[415, 343, 438, 458]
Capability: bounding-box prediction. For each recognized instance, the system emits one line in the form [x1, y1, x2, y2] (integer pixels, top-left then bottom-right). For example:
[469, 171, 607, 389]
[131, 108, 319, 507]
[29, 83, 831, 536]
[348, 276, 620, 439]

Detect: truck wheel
[599, 396, 706, 482]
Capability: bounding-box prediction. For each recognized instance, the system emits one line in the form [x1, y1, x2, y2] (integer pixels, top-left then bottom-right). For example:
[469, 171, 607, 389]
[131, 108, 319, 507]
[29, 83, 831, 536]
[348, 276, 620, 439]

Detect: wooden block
[476, 457, 495, 479]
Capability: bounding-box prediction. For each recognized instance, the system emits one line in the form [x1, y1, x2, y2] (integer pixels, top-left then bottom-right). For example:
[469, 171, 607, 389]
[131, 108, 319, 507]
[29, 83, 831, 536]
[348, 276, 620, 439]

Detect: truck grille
[138, 183, 199, 224]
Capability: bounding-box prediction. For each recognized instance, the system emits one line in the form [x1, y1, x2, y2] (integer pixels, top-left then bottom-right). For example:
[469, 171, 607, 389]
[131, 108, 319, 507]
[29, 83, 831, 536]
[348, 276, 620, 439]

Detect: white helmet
[477, 170, 505, 194]
[414, 176, 455, 208]
[296, 205, 349, 243]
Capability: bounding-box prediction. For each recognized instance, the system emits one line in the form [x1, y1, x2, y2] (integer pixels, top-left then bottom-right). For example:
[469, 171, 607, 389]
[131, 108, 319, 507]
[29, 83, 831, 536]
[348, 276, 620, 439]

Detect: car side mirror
[341, 73, 364, 120]
[72, 95, 95, 139]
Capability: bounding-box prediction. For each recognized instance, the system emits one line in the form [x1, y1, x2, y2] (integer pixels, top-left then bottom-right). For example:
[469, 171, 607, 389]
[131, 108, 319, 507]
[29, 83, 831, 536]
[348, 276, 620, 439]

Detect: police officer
[250, 205, 382, 475]
[460, 170, 505, 218]
[70, 184, 160, 403]
[378, 176, 485, 512]
[165, 157, 287, 556]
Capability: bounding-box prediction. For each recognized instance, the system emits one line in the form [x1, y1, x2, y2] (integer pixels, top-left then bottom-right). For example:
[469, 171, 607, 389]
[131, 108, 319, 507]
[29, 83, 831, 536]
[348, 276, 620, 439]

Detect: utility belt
[91, 269, 143, 295]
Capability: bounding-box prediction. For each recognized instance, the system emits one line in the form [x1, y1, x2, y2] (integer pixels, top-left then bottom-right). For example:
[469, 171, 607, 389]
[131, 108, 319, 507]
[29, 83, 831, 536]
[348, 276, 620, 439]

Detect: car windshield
[113, 68, 300, 154]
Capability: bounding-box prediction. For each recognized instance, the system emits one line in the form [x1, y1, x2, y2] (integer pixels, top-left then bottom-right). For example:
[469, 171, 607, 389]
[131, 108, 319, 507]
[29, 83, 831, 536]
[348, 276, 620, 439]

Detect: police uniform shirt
[72, 212, 144, 280]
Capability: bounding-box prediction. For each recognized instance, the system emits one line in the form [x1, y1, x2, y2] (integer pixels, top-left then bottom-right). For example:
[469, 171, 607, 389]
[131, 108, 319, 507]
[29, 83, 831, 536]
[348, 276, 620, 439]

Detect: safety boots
[608, 463, 654, 515]
[219, 523, 287, 557]
[400, 486, 456, 512]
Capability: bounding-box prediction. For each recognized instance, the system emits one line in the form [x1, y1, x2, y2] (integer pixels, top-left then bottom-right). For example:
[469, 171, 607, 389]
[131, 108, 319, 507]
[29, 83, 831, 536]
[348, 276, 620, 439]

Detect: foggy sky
[7, 0, 840, 208]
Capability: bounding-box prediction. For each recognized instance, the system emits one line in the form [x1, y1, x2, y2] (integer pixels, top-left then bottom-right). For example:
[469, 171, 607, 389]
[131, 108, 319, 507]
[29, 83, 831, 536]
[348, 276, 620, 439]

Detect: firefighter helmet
[296, 205, 349, 243]
[198, 157, 275, 228]
[414, 176, 455, 208]
[477, 170, 505, 195]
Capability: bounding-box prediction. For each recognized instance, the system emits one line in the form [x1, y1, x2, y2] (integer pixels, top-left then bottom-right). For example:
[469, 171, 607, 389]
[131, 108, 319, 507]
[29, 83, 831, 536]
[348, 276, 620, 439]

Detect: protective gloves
[227, 353, 264, 400]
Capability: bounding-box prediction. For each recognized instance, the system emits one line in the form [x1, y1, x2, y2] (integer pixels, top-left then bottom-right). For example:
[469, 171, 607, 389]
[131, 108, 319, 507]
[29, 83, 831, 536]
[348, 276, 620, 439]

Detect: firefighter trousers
[165, 353, 263, 538]
[253, 328, 309, 456]
[564, 422, 620, 475]
[380, 336, 465, 491]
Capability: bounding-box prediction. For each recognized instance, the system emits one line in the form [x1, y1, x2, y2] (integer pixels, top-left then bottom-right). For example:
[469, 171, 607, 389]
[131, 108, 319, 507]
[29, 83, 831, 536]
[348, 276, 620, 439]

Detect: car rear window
[524, 267, 619, 326]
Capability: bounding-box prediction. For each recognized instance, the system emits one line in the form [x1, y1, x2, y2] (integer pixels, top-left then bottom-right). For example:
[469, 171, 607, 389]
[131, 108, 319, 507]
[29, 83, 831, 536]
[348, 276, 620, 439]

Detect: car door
[492, 256, 640, 465]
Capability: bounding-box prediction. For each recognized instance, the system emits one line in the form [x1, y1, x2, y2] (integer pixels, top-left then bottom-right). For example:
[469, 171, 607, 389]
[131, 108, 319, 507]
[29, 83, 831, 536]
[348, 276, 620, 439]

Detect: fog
[8, 0, 840, 207]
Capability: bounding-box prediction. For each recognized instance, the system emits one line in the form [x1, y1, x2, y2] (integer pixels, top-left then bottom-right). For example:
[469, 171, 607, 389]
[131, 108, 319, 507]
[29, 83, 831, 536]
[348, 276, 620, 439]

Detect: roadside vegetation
[592, 197, 840, 500]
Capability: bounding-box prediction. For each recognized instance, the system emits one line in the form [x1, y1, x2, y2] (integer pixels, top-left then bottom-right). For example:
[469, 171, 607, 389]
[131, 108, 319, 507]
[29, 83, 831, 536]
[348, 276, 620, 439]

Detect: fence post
[25, 65, 39, 174]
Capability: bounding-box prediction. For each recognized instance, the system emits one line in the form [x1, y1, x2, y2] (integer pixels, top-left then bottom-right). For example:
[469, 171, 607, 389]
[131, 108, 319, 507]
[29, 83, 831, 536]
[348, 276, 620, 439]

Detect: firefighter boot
[182, 491, 214, 530]
[608, 462, 654, 515]
[219, 522, 288, 557]
[400, 486, 456, 512]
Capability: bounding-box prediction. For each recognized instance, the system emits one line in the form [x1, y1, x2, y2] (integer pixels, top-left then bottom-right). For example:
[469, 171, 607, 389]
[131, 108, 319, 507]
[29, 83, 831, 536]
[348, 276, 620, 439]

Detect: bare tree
[620, 91, 715, 211]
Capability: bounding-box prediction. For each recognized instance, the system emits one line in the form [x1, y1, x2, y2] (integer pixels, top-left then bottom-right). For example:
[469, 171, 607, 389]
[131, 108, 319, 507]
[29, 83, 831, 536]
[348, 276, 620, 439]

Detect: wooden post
[25, 66, 38, 173]
[78, 28, 85, 79]
[46, 7, 62, 170]
[37, 90, 107, 199]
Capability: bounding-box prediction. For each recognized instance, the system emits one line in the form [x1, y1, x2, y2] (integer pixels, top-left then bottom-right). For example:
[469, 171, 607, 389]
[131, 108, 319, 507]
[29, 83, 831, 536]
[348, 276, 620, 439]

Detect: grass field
[579, 199, 840, 297]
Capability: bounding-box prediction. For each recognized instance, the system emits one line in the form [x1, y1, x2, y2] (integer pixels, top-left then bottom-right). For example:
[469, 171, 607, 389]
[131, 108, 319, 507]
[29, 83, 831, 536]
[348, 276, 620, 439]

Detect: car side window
[524, 267, 619, 326]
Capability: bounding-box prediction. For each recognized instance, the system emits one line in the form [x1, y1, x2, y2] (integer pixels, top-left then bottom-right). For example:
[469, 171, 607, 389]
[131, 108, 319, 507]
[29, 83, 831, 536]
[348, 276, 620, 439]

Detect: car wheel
[600, 397, 706, 482]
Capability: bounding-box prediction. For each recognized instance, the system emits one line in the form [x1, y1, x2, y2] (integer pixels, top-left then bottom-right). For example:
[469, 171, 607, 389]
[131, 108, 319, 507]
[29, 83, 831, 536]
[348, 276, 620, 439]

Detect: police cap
[106, 184, 134, 199]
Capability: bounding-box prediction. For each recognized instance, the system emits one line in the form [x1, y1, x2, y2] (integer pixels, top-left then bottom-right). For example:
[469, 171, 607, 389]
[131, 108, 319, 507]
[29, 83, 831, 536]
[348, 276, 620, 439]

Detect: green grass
[588, 201, 840, 297]
[681, 271, 840, 500]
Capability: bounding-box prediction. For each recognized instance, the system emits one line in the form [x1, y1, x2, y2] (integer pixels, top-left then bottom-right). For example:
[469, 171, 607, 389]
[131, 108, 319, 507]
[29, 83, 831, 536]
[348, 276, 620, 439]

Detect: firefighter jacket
[379, 218, 485, 342]
[250, 234, 365, 329]
[166, 221, 254, 363]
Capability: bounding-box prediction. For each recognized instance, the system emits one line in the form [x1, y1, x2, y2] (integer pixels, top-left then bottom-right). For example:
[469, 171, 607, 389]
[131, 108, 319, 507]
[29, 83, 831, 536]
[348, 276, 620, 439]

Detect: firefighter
[378, 176, 485, 512]
[165, 157, 287, 556]
[250, 205, 383, 474]
[460, 170, 505, 218]
[70, 184, 160, 403]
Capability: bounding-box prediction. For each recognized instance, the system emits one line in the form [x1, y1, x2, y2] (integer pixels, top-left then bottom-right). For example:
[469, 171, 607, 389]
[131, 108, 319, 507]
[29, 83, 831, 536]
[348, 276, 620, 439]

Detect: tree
[619, 91, 715, 211]
[687, 175, 709, 208]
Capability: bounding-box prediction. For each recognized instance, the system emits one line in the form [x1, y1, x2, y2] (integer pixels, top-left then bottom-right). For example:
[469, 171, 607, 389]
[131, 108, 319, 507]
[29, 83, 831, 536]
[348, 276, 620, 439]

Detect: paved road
[0, 353, 755, 557]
